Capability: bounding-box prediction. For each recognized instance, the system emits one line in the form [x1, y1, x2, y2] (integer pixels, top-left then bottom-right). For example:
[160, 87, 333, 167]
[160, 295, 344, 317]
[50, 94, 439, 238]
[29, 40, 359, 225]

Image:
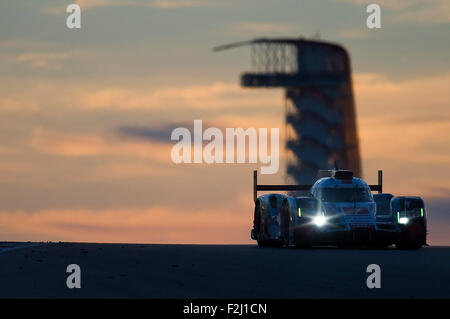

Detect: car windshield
[320, 187, 373, 202]
[374, 196, 391, 215]
[395, 199, 424, 217]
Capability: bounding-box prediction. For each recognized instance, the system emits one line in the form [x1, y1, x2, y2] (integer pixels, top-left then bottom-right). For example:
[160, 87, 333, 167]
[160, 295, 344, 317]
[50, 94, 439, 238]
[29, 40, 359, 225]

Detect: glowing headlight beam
[313, 215, 326, 227]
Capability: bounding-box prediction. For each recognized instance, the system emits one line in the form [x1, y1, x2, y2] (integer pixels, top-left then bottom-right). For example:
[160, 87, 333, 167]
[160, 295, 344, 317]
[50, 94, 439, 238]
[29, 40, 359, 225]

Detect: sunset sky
[1, 0, 449, 244]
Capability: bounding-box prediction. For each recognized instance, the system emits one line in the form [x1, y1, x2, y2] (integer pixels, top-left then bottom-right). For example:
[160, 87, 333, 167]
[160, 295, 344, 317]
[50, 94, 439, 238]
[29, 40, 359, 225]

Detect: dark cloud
[116, 121, 221, 143]
[117, 125, 176, 143]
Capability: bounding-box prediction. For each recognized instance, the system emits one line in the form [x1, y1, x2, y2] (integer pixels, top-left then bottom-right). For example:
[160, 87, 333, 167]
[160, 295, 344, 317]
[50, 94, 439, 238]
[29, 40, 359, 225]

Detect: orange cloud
[81, 82, 281, 111]
[359, 117, 450, 164]
[353, 73, 450, 160]
[29, 127, 172, 163]
[17, 52, 71, 70]
[85, 161, 183, 181]
[0, 80, 281, 114]
[353, 72, 450, 126]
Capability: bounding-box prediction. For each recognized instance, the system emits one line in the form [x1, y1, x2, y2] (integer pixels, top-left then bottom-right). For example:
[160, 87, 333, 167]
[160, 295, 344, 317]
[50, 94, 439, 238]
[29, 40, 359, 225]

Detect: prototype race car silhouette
[374, 194, 427, 249]
[251, 170, 427, 249]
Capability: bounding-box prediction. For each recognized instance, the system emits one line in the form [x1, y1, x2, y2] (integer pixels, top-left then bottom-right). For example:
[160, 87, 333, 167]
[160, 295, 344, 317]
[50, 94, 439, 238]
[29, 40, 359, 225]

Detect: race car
[374, 194, 427, 249]
[251, 169, 427, 249]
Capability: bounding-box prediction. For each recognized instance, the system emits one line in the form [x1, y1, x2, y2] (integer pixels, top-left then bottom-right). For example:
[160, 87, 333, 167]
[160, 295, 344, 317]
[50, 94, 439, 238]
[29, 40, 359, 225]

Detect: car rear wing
[253, 170, 383, 202]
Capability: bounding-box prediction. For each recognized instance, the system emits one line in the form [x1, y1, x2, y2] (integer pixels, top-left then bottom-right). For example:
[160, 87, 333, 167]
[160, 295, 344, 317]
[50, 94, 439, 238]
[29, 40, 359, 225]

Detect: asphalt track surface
[0, 242, 449, 298]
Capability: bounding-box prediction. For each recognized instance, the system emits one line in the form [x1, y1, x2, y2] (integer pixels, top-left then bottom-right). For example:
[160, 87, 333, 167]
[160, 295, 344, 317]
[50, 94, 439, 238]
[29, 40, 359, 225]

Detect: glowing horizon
[0, 0, 449, 245]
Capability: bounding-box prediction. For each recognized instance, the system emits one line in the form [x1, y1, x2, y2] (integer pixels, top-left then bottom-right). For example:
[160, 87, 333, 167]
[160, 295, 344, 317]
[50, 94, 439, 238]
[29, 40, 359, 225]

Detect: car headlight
[399, 217, 408, 224]
[313, 215, 326, 227]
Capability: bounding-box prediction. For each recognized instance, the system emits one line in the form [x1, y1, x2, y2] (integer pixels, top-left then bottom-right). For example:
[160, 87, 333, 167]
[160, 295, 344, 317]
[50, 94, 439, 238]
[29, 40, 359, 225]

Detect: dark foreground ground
[0, 243, 449, 298]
